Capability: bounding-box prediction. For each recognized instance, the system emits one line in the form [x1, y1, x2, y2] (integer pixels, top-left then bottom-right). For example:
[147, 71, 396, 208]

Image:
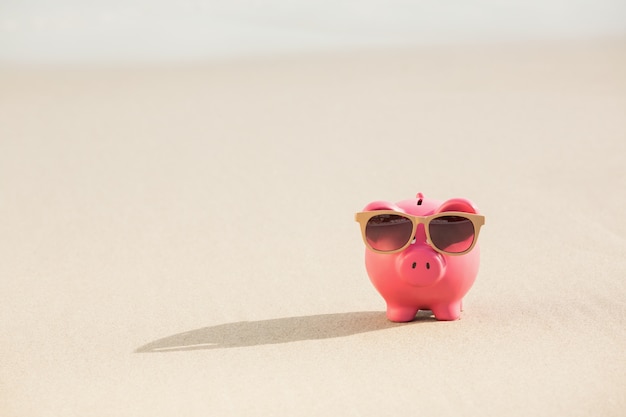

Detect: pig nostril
[426, 262, 430, 270]
[411, 262, 417, 269]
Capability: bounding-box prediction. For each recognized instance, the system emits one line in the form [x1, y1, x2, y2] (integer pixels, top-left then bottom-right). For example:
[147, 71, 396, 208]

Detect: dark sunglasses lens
[365, 214, 413, 252]
[429, 215, 475, 253]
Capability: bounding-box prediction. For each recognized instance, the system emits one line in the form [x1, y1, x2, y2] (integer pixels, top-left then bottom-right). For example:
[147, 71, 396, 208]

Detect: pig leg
[431, 301, 462, 321]
[386, 305, 418, 322]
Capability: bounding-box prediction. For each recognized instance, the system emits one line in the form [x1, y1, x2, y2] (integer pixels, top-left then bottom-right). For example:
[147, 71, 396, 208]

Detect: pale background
[1, 2, 625, 417]
[2, 0, 626, 64]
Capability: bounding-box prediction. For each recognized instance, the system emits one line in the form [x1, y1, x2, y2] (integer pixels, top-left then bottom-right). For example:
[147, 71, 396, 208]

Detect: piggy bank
[355, 193, 485, 322]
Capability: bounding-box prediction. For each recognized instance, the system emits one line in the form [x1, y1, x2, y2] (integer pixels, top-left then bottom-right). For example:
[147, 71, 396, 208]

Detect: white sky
[1, 0, 625, 65]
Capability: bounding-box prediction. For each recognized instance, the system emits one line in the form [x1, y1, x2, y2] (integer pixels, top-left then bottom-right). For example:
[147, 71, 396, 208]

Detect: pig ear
[436, 198, 479, 214]
[362, 200, 402, 212]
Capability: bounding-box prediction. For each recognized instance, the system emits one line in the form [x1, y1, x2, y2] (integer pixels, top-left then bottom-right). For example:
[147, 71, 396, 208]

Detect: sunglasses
[355, 211, 485, 256]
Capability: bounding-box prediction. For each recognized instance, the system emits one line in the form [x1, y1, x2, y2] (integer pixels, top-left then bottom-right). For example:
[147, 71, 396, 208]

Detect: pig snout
[396, 246, 445, 287]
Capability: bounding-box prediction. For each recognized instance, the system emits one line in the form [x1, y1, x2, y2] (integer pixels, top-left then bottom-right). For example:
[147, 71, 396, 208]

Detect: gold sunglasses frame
[355, 210, 485, 256]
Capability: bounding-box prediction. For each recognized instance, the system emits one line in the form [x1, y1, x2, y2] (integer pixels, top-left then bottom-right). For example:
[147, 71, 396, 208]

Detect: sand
[1, 39, 625, 416]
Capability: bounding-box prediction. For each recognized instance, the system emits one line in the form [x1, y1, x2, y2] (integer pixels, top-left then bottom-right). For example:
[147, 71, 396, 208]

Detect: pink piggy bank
[355, 193, 485, 322]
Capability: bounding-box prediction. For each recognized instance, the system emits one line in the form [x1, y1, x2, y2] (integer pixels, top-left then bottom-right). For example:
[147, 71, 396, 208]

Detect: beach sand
[1, 39, 625, 416]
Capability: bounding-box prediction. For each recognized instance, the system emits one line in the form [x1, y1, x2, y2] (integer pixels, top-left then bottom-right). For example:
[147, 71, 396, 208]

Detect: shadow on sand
[136, 310, 436, 353]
